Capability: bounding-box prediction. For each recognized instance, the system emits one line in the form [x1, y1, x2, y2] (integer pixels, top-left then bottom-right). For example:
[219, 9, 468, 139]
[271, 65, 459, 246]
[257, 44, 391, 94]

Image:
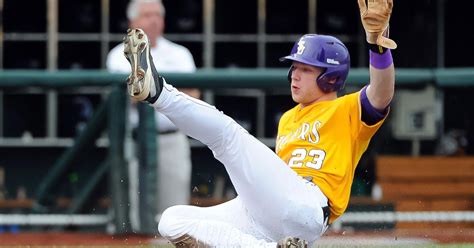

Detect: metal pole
[308, 0, 317, 33]
[47, 0, 58, 71]
[203, 0, 215, 68]
[46, 0, 59, 141]
[257, 0, 266, 68]
[46, 90, 57, 138]
[101, 0, 110, 69]
[137, 103, 158, 234]
[108, 87, 131, 234]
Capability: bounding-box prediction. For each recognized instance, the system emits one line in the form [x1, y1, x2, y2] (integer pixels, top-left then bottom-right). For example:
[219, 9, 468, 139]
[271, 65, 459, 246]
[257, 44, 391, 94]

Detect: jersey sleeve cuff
[360, 86, 389, 125]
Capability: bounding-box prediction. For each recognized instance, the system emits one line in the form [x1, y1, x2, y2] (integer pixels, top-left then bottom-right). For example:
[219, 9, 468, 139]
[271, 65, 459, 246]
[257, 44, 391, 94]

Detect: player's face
[130, 2, 165, 42]
[290, 62, 326, 106]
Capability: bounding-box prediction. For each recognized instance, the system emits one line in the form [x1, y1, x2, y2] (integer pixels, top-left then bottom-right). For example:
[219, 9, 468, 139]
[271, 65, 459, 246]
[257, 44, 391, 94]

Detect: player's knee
[158, 206, 185, 238]
[281, 201, 322, 241]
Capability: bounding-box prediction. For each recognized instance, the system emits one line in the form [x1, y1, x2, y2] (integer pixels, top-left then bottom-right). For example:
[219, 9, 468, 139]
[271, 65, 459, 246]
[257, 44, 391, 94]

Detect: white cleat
[123, 28, 163, 103]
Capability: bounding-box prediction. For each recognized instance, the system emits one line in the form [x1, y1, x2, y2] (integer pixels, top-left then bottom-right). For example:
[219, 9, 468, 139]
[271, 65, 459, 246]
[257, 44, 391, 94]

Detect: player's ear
[328, 77, 337, 85]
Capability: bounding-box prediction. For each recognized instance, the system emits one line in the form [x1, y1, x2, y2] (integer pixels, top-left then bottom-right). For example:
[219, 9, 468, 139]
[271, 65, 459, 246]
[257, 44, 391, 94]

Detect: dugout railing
[0, 68, 473, 234]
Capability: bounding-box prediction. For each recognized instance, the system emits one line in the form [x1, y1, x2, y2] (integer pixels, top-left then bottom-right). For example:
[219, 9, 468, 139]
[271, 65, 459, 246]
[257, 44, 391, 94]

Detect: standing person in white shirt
[106, 0, 199, 230]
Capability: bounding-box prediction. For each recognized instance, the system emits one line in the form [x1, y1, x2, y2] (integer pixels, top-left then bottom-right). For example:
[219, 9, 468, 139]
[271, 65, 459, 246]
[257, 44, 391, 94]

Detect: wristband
[369, 49, 393, 69]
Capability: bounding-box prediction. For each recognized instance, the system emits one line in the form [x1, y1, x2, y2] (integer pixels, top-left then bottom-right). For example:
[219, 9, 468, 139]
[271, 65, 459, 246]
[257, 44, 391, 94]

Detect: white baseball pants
[153, 82, 329, 247]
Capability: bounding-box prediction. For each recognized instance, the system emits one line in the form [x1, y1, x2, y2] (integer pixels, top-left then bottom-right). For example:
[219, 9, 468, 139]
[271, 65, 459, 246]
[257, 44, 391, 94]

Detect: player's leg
[147, 81, 327, 242]
[158, 197, 277, 247]
[125, 28, 328, 244]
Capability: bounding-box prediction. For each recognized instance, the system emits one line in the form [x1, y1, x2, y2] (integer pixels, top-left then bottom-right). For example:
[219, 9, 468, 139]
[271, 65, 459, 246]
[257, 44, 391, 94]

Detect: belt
[322, 205, 330, 226]
[159, 129, 178, 135]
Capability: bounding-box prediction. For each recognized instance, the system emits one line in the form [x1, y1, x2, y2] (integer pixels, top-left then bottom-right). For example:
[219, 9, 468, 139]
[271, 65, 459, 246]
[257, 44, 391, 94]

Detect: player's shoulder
[337, 89, 362, 104]
[280, 105, 299, 120]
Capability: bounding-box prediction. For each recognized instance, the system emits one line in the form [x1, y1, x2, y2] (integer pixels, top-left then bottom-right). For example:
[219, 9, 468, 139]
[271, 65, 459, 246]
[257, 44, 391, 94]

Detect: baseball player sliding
[122, 0, 396, 247]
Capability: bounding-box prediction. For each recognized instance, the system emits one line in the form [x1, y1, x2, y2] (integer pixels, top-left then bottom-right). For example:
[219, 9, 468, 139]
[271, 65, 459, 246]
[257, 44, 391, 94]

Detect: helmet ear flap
[316, 68, 347, 93]
[287, 65, 294, 83]
[316, 76, 335, 93]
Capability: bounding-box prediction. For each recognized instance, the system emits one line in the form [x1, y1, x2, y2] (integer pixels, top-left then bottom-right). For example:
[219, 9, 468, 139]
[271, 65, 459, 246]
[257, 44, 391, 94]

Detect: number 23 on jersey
[288, 148, 326, 170]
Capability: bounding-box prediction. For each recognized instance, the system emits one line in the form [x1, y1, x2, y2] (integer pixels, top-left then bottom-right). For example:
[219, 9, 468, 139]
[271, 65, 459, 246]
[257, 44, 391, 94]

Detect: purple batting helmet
[280, 34, 350, 93]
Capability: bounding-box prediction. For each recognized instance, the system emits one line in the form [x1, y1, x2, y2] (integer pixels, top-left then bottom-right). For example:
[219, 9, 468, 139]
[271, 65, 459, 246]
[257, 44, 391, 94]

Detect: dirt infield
[0, 232, 157, 245]
[324, 228, 474, 245]
[0, 228, 473, 246]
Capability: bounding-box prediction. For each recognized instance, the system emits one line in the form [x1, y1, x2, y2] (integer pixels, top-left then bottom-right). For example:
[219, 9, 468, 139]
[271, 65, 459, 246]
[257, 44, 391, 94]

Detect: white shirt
[107, 36, 196, 73]
[106, 36, 196, 132]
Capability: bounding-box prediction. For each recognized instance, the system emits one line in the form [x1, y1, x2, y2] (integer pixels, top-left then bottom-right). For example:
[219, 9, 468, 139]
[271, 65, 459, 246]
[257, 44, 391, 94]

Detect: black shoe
[123, 28, 163, 103]
[277, 237, 308, 248]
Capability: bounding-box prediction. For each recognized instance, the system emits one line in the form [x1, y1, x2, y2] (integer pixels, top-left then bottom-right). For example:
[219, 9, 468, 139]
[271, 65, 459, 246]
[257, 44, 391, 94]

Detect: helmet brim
[279, 55, 337, 68]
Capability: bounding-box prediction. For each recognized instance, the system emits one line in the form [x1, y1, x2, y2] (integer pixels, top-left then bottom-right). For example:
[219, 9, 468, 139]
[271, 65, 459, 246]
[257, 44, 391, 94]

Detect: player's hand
[357, 0, 397, 49]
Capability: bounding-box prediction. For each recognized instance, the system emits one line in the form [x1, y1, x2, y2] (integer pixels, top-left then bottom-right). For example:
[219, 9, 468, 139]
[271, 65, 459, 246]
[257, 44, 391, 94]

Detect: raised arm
[358, 0, 396, 111]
